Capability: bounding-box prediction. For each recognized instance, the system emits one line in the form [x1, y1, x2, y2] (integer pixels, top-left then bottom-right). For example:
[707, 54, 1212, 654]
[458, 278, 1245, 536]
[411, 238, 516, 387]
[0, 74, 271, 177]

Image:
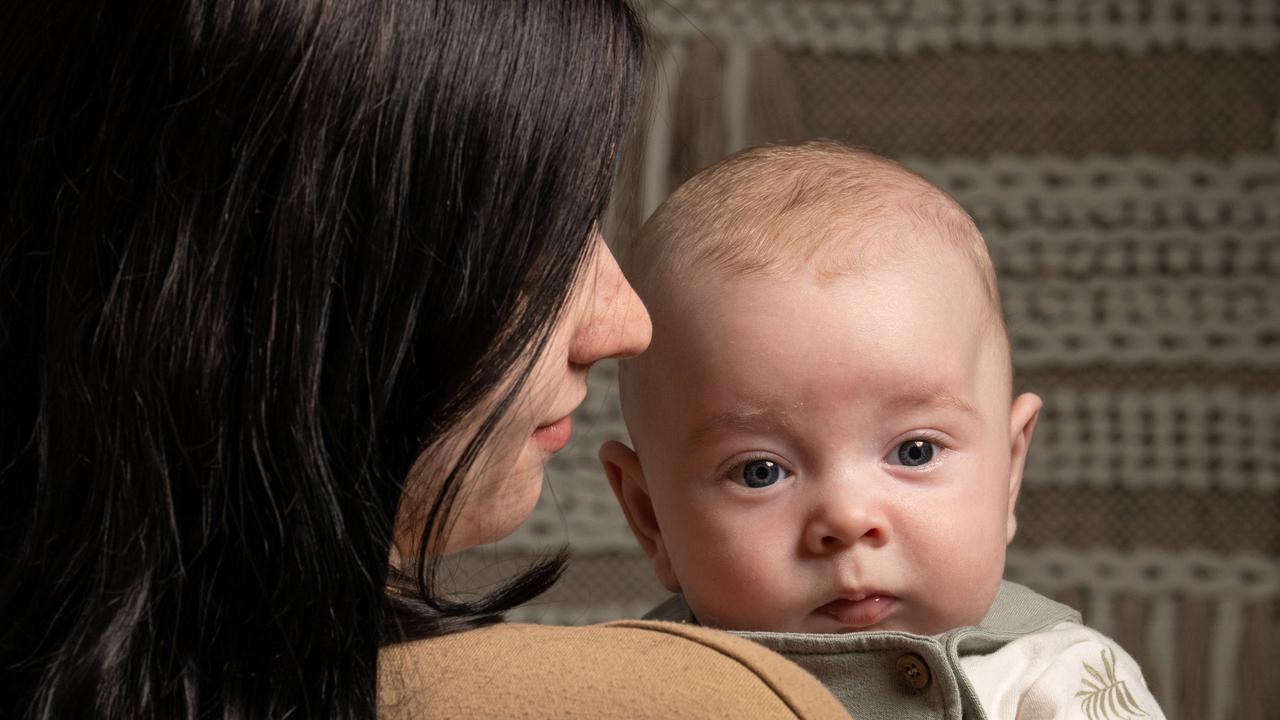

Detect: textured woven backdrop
[455, 3, 1280, 719]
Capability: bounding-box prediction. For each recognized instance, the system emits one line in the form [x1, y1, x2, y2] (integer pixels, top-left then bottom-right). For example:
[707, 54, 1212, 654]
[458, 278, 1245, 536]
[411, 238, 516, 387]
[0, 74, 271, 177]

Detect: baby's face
[622, 242, 1038, 636]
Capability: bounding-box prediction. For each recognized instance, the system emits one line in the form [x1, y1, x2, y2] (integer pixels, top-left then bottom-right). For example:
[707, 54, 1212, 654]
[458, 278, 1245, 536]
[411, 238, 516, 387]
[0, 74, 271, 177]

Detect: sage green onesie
[646, 580, 1163, 720]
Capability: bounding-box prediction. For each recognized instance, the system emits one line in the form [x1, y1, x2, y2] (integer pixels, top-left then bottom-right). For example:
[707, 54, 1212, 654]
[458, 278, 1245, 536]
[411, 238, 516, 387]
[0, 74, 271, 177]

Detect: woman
[0, 1, 849, 717]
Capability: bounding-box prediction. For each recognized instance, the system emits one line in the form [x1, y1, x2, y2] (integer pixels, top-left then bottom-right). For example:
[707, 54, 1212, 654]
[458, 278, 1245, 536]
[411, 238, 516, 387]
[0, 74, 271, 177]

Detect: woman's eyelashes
[731, 458, 792, 488]
[886, 439, 941, 468]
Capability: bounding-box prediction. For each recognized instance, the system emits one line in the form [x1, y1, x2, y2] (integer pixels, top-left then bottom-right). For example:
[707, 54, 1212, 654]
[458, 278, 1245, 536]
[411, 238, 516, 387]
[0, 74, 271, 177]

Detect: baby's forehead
[638, 237, 1012, 395]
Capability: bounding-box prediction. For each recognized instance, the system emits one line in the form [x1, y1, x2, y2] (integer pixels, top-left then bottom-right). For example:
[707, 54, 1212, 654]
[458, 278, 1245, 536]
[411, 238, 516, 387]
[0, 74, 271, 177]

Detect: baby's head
[601, 141, 1041, 636]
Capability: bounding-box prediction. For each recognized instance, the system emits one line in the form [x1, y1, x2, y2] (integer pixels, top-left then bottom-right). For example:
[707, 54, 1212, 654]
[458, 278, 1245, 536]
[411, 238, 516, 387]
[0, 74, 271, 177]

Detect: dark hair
[0, 0, 644, 717]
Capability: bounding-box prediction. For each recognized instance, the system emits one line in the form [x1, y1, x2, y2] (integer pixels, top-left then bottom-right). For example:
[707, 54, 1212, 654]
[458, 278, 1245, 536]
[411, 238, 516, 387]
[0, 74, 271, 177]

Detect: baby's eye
[734, 459, 790, 488]
[888, 440, 938, 468]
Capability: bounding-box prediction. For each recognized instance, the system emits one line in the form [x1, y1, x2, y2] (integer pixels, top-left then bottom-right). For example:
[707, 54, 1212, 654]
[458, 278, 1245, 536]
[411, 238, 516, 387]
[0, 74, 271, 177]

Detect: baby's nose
[803, 493, 888, 555]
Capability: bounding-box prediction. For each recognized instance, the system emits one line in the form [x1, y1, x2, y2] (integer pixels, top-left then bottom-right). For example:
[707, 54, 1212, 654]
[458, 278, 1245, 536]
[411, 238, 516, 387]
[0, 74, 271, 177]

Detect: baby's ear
[599, 440, 680, 592]
[1006, 392, 1042, 544]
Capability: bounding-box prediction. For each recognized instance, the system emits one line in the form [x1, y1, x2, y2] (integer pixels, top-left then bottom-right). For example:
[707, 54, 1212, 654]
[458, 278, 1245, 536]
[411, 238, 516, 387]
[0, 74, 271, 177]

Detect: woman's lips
[532, 415, 572, 453]
[818, 594, 897, 630]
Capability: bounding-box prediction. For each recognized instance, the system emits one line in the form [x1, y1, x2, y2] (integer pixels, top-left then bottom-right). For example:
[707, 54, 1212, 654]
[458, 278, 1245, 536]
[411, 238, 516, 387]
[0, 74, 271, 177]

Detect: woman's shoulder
[379, 620, 851, 719]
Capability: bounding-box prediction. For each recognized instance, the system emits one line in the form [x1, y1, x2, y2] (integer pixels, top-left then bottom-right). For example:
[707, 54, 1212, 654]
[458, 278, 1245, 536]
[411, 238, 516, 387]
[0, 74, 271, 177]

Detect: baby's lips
[818, 594, 897, 629]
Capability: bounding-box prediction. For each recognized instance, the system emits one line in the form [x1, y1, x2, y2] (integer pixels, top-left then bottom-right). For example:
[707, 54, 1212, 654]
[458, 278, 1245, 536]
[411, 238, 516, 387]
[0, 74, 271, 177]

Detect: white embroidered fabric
[960, 621, 1167, 720]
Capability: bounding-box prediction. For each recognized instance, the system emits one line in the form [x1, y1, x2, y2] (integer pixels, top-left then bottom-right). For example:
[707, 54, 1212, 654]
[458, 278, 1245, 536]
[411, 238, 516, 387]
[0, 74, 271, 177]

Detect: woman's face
[399, 232, 651, 555]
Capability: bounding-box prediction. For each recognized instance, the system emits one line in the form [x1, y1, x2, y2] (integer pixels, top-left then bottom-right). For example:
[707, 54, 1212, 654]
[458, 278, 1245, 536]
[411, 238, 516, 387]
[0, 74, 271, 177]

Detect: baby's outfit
[645, 581, 1164, 720]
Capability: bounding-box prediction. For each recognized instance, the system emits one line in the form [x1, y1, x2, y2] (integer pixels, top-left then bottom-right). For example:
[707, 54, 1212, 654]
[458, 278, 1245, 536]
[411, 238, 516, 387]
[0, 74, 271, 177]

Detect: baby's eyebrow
[686, 406, 798, 445]
[885, 388, 979, 417]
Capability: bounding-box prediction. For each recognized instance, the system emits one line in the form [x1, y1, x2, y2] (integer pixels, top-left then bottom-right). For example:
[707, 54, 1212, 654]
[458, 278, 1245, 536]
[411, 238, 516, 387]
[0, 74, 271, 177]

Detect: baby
[600, 141, 1164, 719]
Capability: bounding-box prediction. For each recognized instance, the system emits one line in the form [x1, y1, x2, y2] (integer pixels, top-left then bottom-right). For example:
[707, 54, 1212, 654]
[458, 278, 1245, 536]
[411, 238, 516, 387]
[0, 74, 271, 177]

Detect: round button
[896, 653, 931, 690]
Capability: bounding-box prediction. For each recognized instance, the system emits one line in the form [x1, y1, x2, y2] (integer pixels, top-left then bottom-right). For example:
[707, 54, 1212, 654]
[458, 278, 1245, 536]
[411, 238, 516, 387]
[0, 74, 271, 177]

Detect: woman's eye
[735, 459, 789, 488]
[890, 440, 938, 467]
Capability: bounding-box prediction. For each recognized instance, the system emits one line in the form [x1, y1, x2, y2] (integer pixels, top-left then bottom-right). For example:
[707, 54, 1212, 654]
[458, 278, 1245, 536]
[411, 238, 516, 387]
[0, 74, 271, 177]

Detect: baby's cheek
[664, 496, 804, 627]
[683, 548, 799, 630]
[936, 544, 1006, 628]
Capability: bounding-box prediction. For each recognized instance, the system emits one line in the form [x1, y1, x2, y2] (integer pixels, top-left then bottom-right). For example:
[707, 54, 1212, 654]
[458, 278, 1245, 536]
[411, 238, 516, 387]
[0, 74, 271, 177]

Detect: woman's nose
[567, 235, 652, 366]
[803, 487, 888, 555]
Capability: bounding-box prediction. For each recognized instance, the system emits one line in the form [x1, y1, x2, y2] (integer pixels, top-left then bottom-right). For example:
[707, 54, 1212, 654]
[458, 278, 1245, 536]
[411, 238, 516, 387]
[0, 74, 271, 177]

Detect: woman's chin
[441, 462, 546, 553]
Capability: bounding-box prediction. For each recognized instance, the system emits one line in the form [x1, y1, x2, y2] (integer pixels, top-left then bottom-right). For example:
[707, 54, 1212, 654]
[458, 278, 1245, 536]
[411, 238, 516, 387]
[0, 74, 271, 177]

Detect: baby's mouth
[817, 593, 898, 630]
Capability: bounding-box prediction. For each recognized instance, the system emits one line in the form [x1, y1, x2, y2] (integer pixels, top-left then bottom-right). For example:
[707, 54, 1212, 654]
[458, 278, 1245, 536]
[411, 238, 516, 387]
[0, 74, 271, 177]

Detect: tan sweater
[379, 620, 853, 719]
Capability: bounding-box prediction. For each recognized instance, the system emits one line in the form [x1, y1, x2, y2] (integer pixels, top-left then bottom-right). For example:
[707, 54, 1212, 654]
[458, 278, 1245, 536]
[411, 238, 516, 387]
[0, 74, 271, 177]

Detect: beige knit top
[379, 620, 853, 719]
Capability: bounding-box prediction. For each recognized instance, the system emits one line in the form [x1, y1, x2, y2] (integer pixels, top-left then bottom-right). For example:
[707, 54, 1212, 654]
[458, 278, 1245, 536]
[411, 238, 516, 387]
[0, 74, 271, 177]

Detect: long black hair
[0, 0, 644, 717]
